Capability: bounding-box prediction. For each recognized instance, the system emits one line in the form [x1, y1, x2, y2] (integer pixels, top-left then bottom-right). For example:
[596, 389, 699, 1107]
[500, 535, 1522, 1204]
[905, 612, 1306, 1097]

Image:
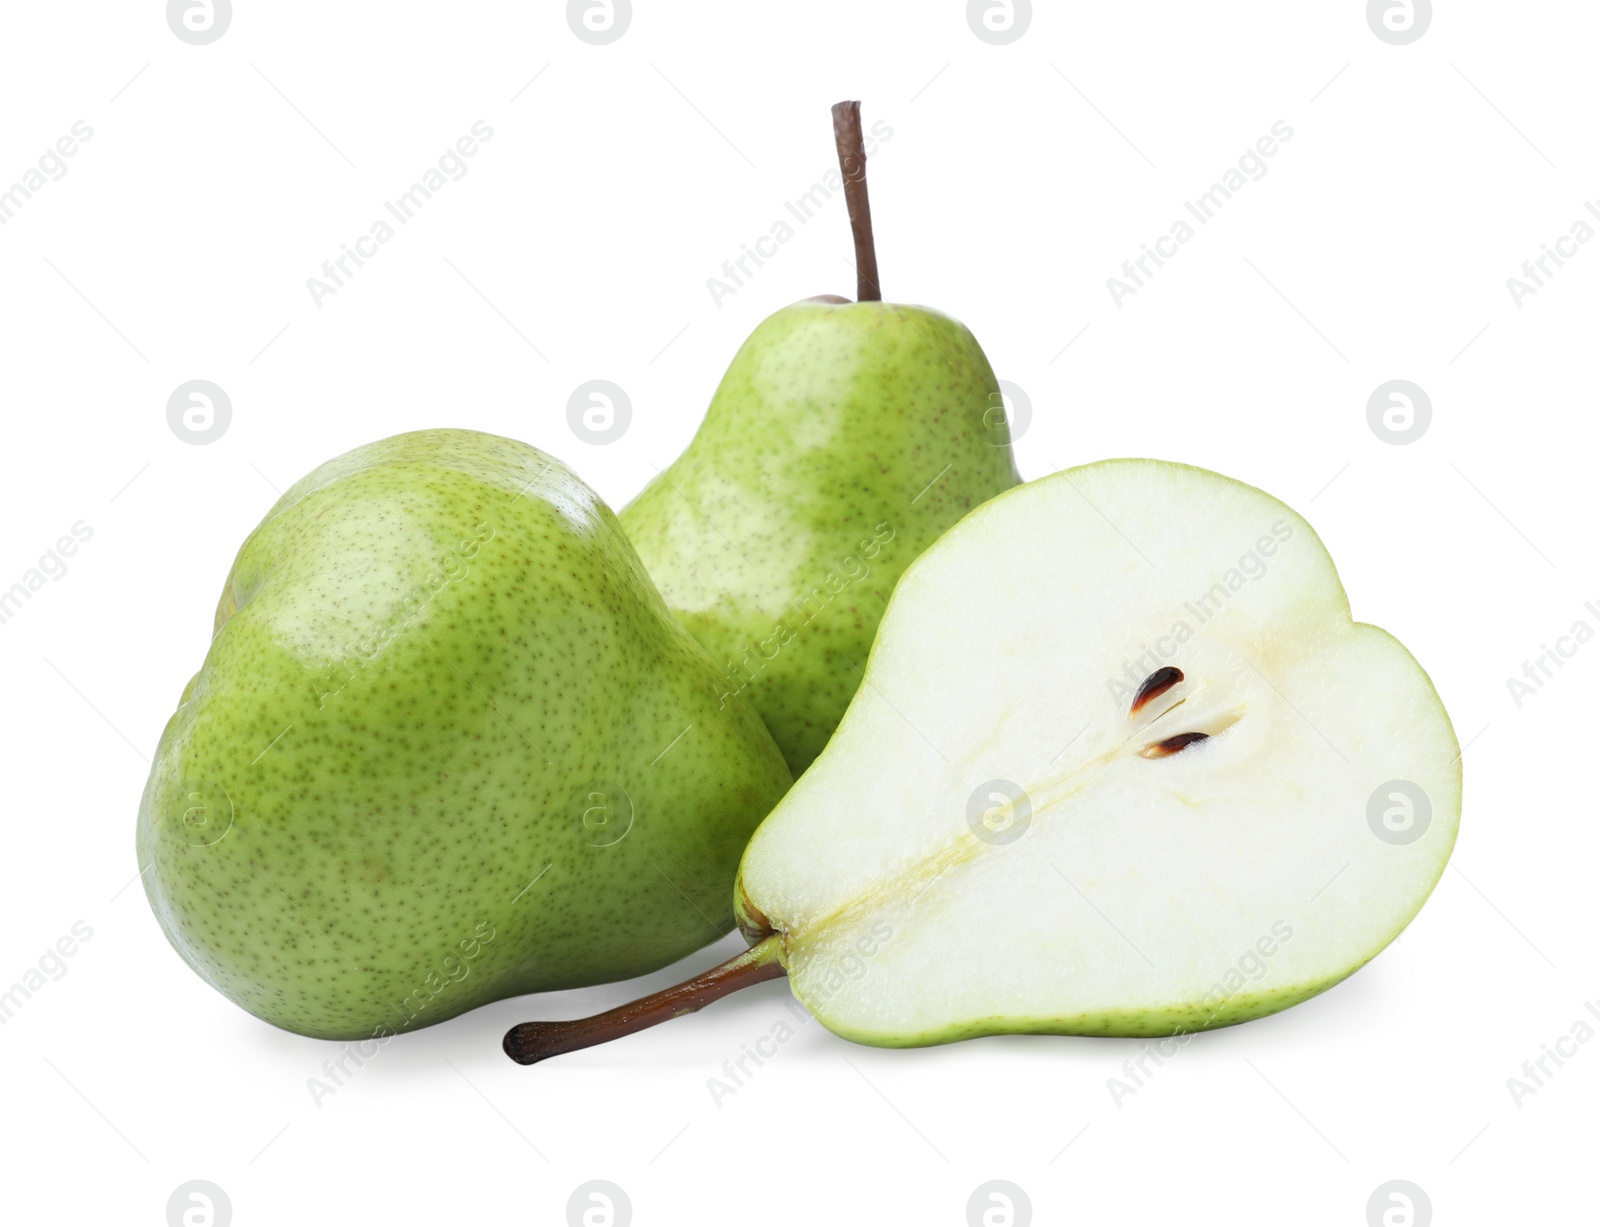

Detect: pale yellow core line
[782, 691, 1226, 952]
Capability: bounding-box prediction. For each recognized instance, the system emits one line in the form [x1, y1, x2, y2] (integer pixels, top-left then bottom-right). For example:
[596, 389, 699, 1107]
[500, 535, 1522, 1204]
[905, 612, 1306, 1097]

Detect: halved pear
[505, 459, 1460, 1062]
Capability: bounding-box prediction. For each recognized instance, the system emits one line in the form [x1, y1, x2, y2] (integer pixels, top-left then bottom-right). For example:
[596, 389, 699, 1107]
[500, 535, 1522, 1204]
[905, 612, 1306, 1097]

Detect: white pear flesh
[734, 459, 1460, 1046]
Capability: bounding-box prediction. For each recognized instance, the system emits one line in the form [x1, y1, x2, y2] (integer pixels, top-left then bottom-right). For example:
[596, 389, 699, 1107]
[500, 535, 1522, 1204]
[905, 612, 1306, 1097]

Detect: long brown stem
[832, 100, 881, 302]
[503, 935, 787, 1065]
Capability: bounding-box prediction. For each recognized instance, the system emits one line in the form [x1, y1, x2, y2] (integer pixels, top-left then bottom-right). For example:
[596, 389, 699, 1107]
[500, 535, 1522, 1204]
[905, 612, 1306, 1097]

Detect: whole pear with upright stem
[621, 101, 1022, 776]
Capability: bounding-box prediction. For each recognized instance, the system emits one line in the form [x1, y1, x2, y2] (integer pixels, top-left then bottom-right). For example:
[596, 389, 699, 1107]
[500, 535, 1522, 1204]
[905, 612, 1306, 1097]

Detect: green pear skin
[137, 430, 792, 1040]
[621, 299, 1022, 774]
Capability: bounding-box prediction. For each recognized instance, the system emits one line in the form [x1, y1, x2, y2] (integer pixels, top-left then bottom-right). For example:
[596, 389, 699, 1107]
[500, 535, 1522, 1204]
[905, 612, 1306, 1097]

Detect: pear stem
[832, 100, 881, 303]
[503, 935, 787, 1065]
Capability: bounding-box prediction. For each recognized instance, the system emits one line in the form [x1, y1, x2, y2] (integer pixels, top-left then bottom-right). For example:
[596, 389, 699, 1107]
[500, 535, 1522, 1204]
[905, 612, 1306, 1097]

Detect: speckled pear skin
[621, 299, 1022, 774]
[802, 974, 1346, 1048]
[137, 430, 792, 1040]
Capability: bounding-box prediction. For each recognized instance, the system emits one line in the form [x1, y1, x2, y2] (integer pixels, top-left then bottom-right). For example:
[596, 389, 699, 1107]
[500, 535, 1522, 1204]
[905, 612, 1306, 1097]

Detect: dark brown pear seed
[1140, 731, 1210, 759]
[1130, 666, 1184, 715]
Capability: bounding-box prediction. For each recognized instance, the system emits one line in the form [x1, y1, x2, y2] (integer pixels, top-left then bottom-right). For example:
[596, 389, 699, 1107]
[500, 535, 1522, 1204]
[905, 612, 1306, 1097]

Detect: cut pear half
[506, 460, 1460, 1063]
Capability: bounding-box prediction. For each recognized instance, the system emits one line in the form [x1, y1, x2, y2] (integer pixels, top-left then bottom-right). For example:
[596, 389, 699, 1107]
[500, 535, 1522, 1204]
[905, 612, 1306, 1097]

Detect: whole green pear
[621, 296, 1022, 775]
[621, 102, 1022, 774]
[137, 429, 791, 1040]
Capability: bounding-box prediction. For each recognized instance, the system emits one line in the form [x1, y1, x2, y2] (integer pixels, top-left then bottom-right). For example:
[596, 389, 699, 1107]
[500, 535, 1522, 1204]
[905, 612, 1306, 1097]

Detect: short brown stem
[503, 935, 788, 1065]
[831, 100, 881, 302]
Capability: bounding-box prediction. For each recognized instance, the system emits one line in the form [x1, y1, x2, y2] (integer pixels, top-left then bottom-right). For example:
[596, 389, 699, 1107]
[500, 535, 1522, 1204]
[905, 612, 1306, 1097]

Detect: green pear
[137, 429, 791, 1040]
[505, 460, 1460, 1063]
[620, 102, 1021, 774]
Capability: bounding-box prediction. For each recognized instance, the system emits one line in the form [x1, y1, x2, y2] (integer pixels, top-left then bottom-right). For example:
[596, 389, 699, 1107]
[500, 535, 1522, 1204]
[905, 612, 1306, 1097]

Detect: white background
[0, 2, 1593, 1223]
